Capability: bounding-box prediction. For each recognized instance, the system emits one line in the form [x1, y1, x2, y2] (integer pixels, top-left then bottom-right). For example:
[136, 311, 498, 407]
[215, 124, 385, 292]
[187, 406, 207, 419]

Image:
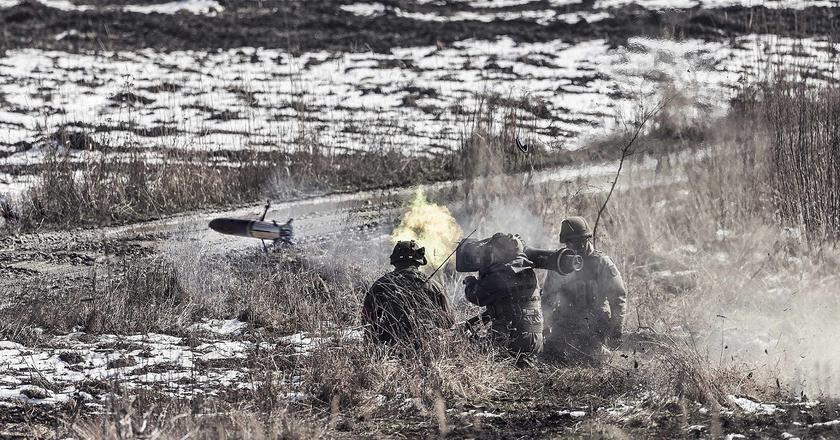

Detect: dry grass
[0, 247, 365, 338]
[745, 80, 840, 245]
[5, 79, 840, 437]
[1, 143, 459, 232]
[450, 78, 840, 407]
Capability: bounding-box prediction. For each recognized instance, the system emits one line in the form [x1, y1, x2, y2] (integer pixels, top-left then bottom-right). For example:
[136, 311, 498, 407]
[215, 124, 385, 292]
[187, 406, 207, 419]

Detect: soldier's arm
[601, 257, 627, 338]
[464, 273, 498, 306]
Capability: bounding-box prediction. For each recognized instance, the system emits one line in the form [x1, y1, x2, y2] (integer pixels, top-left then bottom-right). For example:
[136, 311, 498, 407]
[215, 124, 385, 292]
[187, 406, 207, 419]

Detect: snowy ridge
[0, 0, 224, 14]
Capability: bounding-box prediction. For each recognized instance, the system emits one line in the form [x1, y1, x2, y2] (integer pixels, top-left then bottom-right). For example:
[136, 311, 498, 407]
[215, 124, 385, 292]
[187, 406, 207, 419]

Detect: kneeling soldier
[542, 217, 627, 363]
[464, 233, 543, 366]
[363, 240, 455, 346]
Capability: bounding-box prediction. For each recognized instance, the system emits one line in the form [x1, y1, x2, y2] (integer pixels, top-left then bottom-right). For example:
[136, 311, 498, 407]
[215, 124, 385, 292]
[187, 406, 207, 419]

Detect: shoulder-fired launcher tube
[523, 247, 583, 275]
[454, 238, 582, 274]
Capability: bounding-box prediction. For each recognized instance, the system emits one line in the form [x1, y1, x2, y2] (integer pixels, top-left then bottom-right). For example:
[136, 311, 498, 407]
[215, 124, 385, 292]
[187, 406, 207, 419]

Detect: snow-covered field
[1, 35, 837, 161]
[1, 0, 838, 197]
[0, 0, 223, 14]
[0, 318, 362, 406]
[1, 1, 840, 434]
[343, 0, 839, 23]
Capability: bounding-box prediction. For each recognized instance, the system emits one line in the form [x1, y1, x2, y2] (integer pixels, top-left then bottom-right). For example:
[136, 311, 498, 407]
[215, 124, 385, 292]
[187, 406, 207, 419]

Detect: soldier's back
[364, 267, 452, 343]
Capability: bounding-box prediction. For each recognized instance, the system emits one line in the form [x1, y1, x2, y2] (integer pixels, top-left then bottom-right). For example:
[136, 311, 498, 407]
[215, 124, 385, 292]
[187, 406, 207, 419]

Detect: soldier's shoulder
[369, 273, 392, 288]
[373, 269, 407, 284]
[595, 253, 621, 276]
[589, 250, 609, 262]
[398, 267, 428, 281]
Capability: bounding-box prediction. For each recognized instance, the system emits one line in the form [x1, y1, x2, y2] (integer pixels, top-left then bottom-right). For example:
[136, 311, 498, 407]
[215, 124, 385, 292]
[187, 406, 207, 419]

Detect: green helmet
[559, 216, 592, 242]
[390, 240, 427, 266]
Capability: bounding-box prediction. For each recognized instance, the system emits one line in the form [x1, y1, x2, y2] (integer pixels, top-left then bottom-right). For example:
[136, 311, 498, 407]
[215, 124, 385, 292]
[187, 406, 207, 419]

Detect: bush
[742, 80, 840, 245]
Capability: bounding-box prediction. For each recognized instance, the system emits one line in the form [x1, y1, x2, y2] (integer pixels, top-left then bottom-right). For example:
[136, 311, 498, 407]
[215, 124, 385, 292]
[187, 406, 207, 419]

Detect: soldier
[463, 233, 543, 366]
[542, 217, 627, 363]
[362, 240, 455, 346]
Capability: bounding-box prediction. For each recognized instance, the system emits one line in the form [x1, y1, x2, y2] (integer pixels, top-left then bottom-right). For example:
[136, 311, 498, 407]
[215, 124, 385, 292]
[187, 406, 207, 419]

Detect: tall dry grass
[446, 77, 840, 405]
[535, 78, 840, 402]
[746, 80, 840, 245]
[2, 243, 517, 438]
[1, 142, 459, 231]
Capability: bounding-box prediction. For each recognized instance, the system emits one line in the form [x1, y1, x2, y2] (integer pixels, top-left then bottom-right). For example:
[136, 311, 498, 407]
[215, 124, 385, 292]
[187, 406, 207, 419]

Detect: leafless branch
[592, 100, 666, 246]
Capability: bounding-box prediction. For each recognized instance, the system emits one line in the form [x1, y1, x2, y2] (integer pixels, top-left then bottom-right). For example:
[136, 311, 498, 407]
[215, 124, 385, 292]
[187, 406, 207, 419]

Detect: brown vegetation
[4, 79, 840, 438]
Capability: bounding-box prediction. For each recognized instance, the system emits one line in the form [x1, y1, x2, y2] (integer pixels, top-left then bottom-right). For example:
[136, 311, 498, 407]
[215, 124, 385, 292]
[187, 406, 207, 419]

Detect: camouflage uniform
[363, 241, 454, 346]
[542, 217, 626, 362]
[464, 234, 543, 364]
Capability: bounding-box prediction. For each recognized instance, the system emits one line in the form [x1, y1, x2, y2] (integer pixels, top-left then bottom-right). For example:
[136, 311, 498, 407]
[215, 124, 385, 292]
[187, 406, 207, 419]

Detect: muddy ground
[2, 0, 839, 53]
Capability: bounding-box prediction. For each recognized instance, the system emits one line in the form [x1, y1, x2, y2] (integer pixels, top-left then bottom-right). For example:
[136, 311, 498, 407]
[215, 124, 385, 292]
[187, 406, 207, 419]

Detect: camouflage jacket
[465, 255, 543, 334]
[542, 251, 626, 337]
[362, 266, 454, 344]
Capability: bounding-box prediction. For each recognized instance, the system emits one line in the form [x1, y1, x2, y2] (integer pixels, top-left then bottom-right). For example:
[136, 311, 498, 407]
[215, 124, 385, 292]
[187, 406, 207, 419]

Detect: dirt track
[0, 149, 680, 299]
[0, 186, 410, 289]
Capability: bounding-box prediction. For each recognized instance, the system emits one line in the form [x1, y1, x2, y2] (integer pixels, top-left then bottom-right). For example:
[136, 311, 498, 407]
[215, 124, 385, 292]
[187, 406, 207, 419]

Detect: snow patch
[192, 319, 247, 336]
[728, 395, 780, 415]
[809, 419, 840, 428]
[558, 409, 587, 418]
[123, 0, 224, 15]
[340, 2, 385, 16]
[462, 409, 506, 417]
[0, 332, 252, 404]
[596, 0, 839, 8]
[37, 0, 91, 11]
[54, 29, 79, 40]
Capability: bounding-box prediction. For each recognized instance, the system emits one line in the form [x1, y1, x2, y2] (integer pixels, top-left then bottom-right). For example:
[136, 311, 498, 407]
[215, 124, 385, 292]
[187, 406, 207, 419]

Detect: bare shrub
[741, 80, 840, 245]
[8, 146, 271, 230]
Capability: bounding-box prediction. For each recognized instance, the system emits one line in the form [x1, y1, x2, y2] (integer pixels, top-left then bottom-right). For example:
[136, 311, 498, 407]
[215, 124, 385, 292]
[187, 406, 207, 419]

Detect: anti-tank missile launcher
[455, 237, 582, 274]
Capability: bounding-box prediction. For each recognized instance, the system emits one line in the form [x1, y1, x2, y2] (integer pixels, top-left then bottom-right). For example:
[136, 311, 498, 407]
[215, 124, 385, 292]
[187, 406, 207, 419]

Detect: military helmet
[488, 232, 525, 263]
[559, 216, 592, 242]
[390, 240, 427, 266]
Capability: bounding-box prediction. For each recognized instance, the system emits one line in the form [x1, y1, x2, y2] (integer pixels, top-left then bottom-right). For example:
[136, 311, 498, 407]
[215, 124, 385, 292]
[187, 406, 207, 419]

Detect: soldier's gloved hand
[462, 275, 478, 287]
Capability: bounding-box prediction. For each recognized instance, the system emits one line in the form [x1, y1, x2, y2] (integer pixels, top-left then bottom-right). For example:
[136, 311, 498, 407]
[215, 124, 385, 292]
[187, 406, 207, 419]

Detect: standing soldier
[463, 233, 543, 366]
[363, 240, 455, 347]
[542, 217, 627, 363]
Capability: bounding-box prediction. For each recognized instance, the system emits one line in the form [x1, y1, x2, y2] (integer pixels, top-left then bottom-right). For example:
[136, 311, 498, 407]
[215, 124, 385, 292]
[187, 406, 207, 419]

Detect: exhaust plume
[391, 188, 463, 269]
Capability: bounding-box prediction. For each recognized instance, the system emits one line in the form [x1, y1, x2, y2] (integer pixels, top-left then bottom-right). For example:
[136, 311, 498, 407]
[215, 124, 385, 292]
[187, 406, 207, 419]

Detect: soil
[1, 0, 838, 53]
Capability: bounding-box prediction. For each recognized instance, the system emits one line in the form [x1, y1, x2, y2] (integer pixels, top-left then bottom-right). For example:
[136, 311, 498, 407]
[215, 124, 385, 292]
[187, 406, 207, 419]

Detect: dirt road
[0, 150, 682, 296]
